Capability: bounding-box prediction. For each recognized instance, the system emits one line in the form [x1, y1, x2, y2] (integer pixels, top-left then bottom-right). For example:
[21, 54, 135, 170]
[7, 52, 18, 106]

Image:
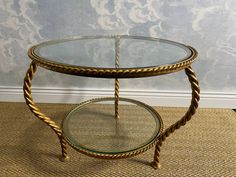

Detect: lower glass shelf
[62, 97, 163, 158]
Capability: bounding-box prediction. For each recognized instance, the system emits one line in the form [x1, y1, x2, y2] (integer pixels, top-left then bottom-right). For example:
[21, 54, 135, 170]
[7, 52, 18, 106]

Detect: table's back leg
[23, 62, 69, 161]
[115, 78, 120, 119]
[114, 35, 120, 119]
[115, 79, 119, 119]
[151, 66, 200, 169]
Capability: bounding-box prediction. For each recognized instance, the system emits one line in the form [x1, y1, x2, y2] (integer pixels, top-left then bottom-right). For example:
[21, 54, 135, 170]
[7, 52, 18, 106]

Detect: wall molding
[0, 86, 235, 108]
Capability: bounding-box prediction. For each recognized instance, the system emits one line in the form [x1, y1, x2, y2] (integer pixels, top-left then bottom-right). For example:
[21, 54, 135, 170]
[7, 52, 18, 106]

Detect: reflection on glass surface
[35, 36, 191, 68]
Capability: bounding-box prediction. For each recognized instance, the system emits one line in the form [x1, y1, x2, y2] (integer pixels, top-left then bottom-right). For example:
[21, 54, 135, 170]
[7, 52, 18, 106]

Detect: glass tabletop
[62, 98, 162, 154]
[33, 35, 192, 69]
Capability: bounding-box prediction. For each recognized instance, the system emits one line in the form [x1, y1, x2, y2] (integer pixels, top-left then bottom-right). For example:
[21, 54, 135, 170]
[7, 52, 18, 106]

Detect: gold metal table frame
[23, 35, 200, 169]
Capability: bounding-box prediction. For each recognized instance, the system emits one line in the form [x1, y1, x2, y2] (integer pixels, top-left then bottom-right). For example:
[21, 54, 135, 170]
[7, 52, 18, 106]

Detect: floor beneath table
[0, 102, 235, 177]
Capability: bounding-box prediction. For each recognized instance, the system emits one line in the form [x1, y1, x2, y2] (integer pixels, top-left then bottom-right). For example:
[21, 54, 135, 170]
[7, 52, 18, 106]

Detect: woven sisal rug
[0, 102, 235, 177]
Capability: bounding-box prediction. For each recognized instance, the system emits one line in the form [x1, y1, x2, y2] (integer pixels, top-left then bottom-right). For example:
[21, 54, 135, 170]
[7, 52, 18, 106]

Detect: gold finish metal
[23, 62, 69, 161]
[114, 36, 120, 119]
[151, 66, 200, 169]
[23, 35, 200, 169]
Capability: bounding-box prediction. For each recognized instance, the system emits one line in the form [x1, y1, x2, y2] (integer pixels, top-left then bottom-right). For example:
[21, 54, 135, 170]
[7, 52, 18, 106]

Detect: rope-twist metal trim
[23, 62, 69, 161]
[151, 66, 200, 169]
[28, 51, 196, 78]
[67, 136, 160, 159]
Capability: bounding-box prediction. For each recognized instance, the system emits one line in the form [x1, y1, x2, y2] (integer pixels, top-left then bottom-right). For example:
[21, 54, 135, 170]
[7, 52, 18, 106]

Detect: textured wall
[1, 0, 236, 92]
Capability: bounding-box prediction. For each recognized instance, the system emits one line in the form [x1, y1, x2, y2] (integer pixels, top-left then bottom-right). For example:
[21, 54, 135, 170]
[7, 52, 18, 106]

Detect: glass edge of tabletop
[27, 35, 198, 78]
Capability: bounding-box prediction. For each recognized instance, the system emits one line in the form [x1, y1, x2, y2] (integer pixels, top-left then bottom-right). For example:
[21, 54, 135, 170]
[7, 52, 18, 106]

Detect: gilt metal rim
[28, 35, 198, 78]
[61, 97, 163, 159]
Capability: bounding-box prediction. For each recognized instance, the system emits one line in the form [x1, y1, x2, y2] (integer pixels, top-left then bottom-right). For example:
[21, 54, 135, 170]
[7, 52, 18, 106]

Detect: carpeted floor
[0, 102, 235, 177]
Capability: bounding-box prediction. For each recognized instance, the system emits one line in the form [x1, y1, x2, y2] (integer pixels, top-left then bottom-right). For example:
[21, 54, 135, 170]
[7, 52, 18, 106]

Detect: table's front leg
[23, 62, 69, 161]
[151, 66, 200, 169]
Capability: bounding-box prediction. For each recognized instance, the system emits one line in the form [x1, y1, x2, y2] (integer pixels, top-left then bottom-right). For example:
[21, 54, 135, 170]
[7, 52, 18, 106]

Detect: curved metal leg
[23, 62, 69, 161]
[151, 66, 200, 169]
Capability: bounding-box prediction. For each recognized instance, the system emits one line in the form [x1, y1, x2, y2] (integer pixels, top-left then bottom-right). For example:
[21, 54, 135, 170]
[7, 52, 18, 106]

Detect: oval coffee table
[23, 35, 200, 169]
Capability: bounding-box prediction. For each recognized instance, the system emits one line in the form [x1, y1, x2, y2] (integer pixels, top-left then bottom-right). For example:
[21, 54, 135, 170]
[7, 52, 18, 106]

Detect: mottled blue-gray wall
[1, 0, 236, 92]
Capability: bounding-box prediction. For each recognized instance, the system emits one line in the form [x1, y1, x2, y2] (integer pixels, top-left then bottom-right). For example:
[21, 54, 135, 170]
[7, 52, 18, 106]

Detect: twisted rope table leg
[151, 66, 200, 169]
[23, 62, 69, 161]
[115, 78, 120, 119]
[114, 35, 120, 119]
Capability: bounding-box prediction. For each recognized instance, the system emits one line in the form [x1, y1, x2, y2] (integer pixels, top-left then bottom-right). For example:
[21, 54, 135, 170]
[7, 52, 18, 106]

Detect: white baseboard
[0, 86, 235, 108]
